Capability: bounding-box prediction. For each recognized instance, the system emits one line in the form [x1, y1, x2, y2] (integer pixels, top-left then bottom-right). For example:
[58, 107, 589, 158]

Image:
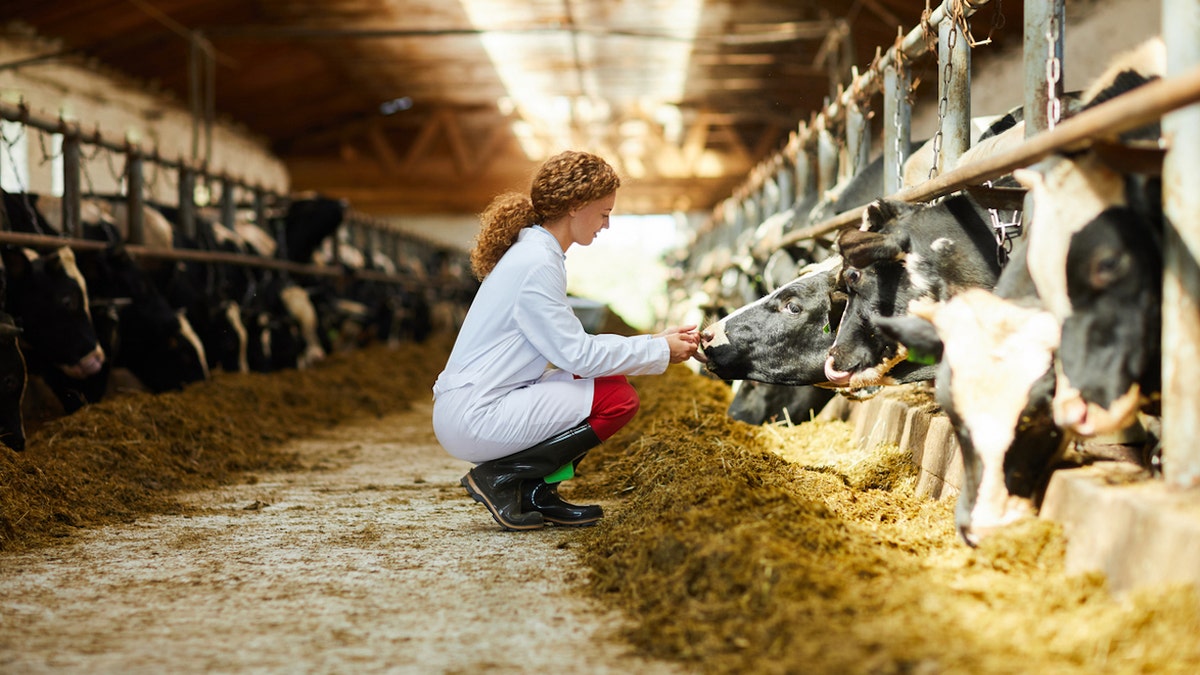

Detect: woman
[432, 150, 700, 531]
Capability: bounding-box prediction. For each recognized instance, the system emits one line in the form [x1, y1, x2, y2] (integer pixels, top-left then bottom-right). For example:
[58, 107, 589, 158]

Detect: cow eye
[784, 300, 802, 315]
[844, 269, 862, 286]
[1090, 250, 1130, 288]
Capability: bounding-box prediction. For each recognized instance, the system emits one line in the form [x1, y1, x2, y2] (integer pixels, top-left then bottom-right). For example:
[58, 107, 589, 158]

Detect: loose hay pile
[4, 339, 1198, 673]
[575, 366, 1200, 675]
[0, 341, 448, 551]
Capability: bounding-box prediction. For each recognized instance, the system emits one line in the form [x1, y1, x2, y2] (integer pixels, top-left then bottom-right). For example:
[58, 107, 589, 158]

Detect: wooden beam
[436, 108, 472, 176]
[366, 121, 402, 173]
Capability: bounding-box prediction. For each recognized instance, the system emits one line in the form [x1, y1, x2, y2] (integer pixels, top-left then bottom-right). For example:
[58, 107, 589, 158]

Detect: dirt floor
[0, 400, 683, 674]
[2, 337, 1199, 674]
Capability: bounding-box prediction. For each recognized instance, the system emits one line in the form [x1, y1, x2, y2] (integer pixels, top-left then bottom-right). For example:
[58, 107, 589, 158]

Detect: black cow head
[2, 246, 104, 379]
[825, 196, 1000, 389]
[1017, 154, 1163, 437]
[699, 255, 844, 386]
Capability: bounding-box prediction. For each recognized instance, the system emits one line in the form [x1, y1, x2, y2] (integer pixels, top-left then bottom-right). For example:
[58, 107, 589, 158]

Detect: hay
[0, 340, 449, 551]
[573, 366, 1200, 674]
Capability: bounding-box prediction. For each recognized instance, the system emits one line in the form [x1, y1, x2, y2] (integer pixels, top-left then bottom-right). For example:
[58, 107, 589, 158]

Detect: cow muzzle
[58, 345, 106, 379]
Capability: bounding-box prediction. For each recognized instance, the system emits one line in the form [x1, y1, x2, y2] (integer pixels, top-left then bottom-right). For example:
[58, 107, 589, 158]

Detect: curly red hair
[470, 151, 620, 280]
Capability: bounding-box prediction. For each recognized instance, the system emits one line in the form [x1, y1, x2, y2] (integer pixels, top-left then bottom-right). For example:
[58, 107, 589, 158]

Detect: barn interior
[1, 1, 1199, 671]
[1, 0, 1029, 229]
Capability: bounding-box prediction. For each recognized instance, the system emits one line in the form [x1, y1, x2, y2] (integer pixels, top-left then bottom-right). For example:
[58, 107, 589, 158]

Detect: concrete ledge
[822, 386, 1200, 599]
[828, 386, 962, 502]
[1040, 464, 1200, 596]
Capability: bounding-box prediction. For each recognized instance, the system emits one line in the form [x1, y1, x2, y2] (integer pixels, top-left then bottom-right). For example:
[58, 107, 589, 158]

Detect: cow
[875, 237, 1071, 546]
[700, 255, 845, 386]
[0, 255, 27, 452]
[0, 310, 24, 452]
[824, 193, 1003, 389]
[6, 194, 210, 404]
[1017, 155, 1163, 438]
[867, 37, 1169, 545]
[1012, 37, 1165, 437]
[1, 194, 107, 407]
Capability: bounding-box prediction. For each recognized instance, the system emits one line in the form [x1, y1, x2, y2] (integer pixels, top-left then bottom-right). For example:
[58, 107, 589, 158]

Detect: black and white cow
[700, 255, 845, 386]
[6, 194, 209, 405]
[824, 193, 1003, 389]
[876, 238, 1070, 546]
[0, 254, 27, 452]
[1017, 153, 1163, 438]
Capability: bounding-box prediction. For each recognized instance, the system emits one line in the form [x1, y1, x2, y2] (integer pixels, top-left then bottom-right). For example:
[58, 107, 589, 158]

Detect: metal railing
[678, 0, 1200, 488]
[0, 99, 470, 292]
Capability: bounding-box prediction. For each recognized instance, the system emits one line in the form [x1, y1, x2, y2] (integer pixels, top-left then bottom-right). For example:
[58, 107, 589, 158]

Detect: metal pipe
[1161, 0, 1200, 489]
[126, 152, 145, 245]
[220, 176, 237, 230]
[846, 98, 870, 177]
[0, 101, 275, 196]
[178, 165, 197, 240]
[0, 230, 425, 290]
[61, 132, 81, 239]
[774, 64, 1200, 247]
[817, 125, 839, 197]
[1024, 0, 1065, 136]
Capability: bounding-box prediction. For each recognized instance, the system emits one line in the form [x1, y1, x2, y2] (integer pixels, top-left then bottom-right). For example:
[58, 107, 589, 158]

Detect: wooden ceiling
[2, 0, 1021, 217]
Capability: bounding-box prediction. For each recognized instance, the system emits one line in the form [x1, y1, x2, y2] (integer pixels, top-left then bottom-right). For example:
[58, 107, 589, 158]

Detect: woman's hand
[657, 325, 703, 364]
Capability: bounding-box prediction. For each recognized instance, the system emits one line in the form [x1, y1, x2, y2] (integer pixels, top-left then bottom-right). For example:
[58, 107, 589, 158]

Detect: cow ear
[861, 200, 895, 232]
[860, 199, 916, 232]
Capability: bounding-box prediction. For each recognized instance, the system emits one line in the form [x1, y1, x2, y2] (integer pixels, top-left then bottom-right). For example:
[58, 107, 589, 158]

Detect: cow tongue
[824, 356, 852, 386]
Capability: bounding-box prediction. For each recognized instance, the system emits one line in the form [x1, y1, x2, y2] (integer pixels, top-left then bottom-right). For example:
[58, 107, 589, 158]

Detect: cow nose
[700, 329, 713, 346]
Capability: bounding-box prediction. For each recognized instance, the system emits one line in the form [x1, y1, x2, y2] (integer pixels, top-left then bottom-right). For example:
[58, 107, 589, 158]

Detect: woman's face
[568, 192, 616, 247]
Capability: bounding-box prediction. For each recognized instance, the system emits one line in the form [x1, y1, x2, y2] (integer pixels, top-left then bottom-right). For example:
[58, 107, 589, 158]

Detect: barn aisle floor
[0, 402, 686, 674]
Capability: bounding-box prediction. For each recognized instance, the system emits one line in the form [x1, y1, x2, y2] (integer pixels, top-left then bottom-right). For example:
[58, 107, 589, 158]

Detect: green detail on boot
[544, 462, 575, 484]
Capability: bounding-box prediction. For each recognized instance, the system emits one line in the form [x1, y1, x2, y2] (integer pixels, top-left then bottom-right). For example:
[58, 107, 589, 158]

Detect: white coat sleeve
[514, 262, 669, 378]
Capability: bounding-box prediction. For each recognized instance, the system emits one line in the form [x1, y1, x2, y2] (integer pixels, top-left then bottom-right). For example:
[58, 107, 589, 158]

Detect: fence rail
[0, 99, 467, 292]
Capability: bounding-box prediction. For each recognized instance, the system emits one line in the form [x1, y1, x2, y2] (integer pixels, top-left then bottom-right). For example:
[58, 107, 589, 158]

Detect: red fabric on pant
[588, 375, 640, 441]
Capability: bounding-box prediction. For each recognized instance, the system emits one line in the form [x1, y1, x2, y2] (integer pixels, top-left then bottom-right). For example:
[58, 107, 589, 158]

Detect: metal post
[817, 124, 838, 197]
[1024, 0, 1065, 136]
[220, 176, 236, 230]
[847, 98, 870, 177]
[61, 131, 81, 238]
[794, 133, 816, 209]
[126, 151, 145, 244]
[178, 164, 197, 240]
[883, 63, 912, 195]
[938, 11, 971, 172]
[776, 161, 793, 213]
[1161, 0, 1200, 488]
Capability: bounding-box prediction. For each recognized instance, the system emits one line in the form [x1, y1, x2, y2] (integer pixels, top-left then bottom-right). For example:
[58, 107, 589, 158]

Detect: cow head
[1016, 155, 1162, 437]
[698, 255, 844, 386]
[0, 312, 27, 452]
[825, 196, 1000, 389]
[2, 246, 104, 379]
[878, 290, 1069, 546]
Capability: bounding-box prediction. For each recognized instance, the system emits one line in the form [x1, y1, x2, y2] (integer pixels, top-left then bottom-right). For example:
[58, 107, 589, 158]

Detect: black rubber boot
[461, 422, 602, 531]
[522, 480, 604, 527]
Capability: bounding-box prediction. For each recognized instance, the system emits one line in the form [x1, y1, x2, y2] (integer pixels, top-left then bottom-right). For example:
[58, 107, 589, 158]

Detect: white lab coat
[432, 225, 669, 463]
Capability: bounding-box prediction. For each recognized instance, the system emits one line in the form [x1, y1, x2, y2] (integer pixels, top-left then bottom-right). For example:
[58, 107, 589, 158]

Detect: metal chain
[1046, 12, 1062, 130]
[35, 128, 63, 166]
[0, 121, 29, 194]
[984, 179, 1023, 267]
[104, 146, 127, 194]
[929, 15, 957, 181]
